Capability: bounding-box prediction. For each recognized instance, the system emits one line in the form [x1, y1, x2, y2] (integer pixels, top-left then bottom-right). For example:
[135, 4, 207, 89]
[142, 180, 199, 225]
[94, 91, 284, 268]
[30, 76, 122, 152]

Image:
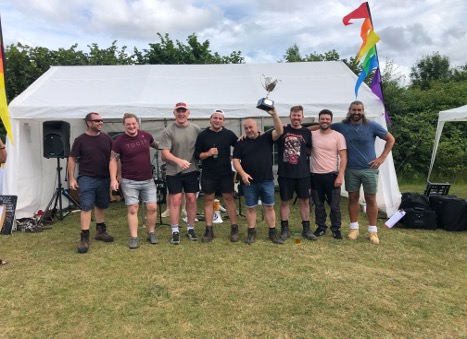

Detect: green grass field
[1, 183, 466, 338]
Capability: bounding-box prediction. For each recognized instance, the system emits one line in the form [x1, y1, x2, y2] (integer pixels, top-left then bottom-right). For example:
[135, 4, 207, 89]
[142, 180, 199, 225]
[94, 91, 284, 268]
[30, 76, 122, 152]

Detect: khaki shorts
[344, 168, 379, 194]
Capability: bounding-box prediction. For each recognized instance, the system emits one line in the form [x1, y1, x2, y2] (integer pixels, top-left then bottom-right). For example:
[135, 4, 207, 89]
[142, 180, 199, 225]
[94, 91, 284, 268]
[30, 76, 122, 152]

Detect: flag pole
[0, 15, 14, 144]
[364, 3, 390, 124]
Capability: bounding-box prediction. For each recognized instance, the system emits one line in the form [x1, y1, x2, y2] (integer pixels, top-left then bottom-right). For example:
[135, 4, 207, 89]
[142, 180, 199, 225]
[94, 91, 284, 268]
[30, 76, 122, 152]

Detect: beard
[351, 114, 362, 122]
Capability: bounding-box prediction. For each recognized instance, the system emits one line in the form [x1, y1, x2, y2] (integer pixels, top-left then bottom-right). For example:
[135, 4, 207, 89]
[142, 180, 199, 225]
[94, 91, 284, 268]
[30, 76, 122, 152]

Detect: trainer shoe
[313, 227, 326, 237]
[182, 216, 199, 223]
[347, 229, 359, 240]
[332, 229, 342, 240]
[147, 232, 158, 244]
[269, 230, 284, 244]
[187, 229, 198, 241]
[128, 237, 139, 249]
[161, 209, 170, 218]
[302, 228, 318, 241]
[368, 232, 380, 245]
[171, 232, 180, 245]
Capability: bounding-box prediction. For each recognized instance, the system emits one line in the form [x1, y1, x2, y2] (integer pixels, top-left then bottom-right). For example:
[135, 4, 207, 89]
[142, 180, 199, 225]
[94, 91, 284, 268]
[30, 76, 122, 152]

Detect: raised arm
[269, 107, 283, 141]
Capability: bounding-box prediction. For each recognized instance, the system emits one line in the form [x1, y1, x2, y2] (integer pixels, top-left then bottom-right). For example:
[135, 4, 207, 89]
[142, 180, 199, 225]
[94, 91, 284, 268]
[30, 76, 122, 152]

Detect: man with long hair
[332, 100, 395, 244]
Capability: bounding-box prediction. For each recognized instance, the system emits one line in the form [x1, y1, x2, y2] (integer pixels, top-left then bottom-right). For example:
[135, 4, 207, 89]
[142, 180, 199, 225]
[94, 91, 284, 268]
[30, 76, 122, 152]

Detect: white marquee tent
[4, 61, 400, 218]
[428, 104, 467, 180]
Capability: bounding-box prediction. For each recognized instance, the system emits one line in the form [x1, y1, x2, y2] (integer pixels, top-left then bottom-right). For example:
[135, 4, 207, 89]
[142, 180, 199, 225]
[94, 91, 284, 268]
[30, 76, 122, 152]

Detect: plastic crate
[424, 181, 450, 196]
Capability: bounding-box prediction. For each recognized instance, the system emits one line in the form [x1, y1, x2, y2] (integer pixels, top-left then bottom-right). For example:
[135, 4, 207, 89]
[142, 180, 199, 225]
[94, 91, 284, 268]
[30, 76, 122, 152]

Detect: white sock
[368, 225, 377, 232]
[349, 222, 359, 229]
[171, 225, 179, 233]
[187, 225, 194, 231]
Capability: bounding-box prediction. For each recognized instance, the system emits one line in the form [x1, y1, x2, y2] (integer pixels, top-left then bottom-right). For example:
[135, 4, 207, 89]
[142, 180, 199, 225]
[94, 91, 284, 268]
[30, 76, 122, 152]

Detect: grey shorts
[120, 178, 157, 205]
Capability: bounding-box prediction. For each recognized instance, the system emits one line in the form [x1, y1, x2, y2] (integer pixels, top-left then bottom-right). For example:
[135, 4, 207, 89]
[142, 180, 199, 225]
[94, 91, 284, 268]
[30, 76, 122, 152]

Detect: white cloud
[0, 0, 466, 77]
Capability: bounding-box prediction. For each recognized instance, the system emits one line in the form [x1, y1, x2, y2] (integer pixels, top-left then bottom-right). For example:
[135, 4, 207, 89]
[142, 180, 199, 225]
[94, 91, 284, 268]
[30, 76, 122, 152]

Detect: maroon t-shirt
[112, 130, 154, 181]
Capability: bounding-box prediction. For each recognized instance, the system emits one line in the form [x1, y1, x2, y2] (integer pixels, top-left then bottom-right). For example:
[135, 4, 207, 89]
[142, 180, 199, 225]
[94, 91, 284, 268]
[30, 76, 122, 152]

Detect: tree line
[2, 34, 467, 181]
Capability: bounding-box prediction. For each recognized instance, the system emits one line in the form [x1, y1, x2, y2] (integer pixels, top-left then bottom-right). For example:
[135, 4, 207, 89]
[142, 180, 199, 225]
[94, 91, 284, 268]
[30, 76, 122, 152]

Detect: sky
[1, 0, 466, 82]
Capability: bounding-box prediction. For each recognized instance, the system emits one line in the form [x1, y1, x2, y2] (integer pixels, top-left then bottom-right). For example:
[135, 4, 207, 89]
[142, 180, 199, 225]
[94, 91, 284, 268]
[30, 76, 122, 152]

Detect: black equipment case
[398, 192, 437, 229]
[429, 195, 467, 231]
[400, 208, 437, 230]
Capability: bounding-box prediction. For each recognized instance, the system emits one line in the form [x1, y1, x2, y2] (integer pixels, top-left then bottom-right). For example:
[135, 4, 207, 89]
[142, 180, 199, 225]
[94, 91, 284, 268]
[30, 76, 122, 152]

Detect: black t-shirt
[233, 130, 275, 182]
[70, 132, 112, 178]
[195, 127, 237, 178]
[275, 125, 311, 178]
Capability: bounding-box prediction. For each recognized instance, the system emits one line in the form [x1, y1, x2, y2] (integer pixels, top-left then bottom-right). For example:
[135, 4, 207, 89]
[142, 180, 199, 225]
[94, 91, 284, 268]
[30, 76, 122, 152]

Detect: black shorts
[166, 171, 200, 194]
[201, 173, 234, 195]
[278, 176, 310, 201]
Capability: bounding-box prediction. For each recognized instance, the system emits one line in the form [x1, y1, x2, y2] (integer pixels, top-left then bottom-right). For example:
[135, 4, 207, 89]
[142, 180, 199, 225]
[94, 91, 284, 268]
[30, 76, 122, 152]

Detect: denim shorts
[120, 178, 157, 205]
[77, 176, 110, 211]
[241, 180, 275, 208]
[344, 168, 379, 194]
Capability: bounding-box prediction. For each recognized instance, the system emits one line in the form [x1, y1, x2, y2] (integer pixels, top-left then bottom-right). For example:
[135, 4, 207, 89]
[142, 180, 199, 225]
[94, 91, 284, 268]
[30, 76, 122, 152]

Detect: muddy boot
[77, 230, 90, 253]
[230, 224, 239, 242]
[280, 220, 289, 241]
[202, 226, 214, 243]
[302, 221, 317, 241]
[95, 223, 114, 242]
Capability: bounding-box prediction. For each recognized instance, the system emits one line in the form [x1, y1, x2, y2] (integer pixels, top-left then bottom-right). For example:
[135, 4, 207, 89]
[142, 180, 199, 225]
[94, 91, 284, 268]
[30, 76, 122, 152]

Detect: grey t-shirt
[158, 122, 201, 176]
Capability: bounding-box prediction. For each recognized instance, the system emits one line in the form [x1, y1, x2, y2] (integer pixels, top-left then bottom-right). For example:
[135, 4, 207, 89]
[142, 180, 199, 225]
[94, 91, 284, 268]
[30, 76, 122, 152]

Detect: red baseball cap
[174, 102, 188, 110]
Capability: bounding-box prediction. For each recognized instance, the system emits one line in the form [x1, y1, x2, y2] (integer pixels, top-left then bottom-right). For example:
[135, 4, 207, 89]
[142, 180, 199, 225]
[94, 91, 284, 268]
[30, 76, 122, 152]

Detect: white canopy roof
[428, 104, 467, 179]
[4, 61, 400, 218]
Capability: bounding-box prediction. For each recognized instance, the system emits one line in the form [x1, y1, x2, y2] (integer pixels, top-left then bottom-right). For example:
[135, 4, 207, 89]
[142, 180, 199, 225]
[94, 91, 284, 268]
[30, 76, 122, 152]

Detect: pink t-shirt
[310, 130, 346, 173]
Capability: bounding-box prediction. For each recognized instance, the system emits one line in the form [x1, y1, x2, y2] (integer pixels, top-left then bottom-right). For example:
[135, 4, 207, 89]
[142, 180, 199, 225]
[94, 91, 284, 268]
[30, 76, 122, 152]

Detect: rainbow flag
[0, 16, 13, 144]
[343, 2, 389, 123]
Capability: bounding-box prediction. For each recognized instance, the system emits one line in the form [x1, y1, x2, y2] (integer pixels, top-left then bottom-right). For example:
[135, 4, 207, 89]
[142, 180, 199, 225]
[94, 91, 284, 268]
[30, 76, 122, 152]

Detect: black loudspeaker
[43, 121, 71, 158]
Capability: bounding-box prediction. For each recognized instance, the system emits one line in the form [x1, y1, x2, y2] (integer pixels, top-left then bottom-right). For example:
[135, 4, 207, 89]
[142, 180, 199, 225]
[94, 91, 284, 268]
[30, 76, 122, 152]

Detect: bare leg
[348, 191, 360, 223]
[144, 202, 157, 233]
[94, 206, 105, 224]
[203, 193, 215, 225]
[246, 207, 256, 228]
[169, 193, 182, 225]
[185, 192, 197, 225]
[263, 205, 276, 228]
[279, 200, 290, 221]
[298, 197, 310, 221]
[222, 192, 238, 225]
[364, 192, 378, 226]
[80, 210, 92, 230]
[127, 203, 139, 237]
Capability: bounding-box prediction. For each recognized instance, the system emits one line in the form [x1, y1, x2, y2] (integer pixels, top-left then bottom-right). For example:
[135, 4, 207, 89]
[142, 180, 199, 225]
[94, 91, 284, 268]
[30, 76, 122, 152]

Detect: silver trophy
[256, 75, 281, 111]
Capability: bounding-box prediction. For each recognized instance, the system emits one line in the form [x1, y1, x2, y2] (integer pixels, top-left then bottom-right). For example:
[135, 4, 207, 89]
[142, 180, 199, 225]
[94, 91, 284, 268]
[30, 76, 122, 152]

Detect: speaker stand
[39, 158, 78, 224]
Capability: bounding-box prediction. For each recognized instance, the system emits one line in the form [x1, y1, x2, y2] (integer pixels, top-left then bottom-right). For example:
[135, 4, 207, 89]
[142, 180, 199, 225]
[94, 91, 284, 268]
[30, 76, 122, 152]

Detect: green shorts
[344, 168, 379, 194]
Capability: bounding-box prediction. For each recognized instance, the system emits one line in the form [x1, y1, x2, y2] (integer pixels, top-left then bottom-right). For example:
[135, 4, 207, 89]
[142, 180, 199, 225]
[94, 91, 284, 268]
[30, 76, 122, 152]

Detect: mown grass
[1, 183, 466, 338]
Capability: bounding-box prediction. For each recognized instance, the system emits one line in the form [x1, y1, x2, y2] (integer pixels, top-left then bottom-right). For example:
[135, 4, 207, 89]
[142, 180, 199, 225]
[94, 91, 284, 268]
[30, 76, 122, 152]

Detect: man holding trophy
[233, 83, 284, 244]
